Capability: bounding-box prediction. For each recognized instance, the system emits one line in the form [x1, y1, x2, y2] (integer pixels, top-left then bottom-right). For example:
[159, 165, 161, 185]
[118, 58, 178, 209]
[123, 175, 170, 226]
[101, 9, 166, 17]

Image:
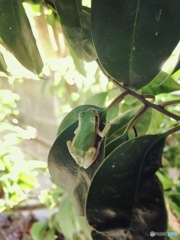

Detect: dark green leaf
[86, 134, 168, 240]
[107, 105, 142, 143]
[105, 131, 129, 158]
[0, 0, 43, 74]
[92, 0, 180, 89]
[133, 108, 152, 136]
[106, 107, 152, 157]
[55, 0, 97, 62]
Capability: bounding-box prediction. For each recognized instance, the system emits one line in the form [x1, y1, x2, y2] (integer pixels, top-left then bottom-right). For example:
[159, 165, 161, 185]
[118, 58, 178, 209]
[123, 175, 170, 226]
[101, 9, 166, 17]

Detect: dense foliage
[0, 0, 180, 240]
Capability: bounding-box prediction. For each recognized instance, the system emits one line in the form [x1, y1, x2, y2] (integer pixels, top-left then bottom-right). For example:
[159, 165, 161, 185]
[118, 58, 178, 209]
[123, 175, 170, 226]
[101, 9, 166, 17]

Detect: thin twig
[160, 99, 180, 107]
[166, 125, 180, 136]
[107, 90, 129, 110]
[110, 79, 180, 121]
[127, 105, 148, 131]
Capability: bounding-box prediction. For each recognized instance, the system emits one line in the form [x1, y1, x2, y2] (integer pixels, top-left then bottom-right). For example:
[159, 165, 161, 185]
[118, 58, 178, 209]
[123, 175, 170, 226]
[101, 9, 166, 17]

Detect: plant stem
[127, 105, 148, 131]
[110, 79, 180, 121]
[166, 125, 180, 136]
[107, 90, 129, 110]
[160, 99, 180, 107]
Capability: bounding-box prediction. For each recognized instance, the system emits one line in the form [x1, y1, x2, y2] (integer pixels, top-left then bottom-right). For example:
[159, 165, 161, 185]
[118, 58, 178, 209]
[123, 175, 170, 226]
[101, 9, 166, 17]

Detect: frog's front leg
[98, 122, 111, 138]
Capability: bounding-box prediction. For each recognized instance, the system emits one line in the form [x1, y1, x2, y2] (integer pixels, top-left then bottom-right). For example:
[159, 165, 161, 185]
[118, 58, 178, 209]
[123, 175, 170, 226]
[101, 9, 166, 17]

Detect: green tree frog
[67, 108, 110, 169]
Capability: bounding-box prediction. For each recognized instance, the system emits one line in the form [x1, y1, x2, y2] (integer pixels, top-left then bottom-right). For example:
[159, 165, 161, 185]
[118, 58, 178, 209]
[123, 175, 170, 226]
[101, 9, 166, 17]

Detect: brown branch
[160, 99, 180, 107]
[110, 79, 180, 121]
[127, 105, 149, 131]
[107, 90, 129, 110]
[166, 125, 180, 136]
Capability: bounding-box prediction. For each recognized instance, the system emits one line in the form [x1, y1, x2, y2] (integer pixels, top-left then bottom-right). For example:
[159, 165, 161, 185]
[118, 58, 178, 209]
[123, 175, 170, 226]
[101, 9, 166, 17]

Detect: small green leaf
[85, 92, 108, 108]
[107, 105, 142, 143]
[134, 108, 152, 136]
[55, 196, 79, 239]
[141, 71, 180, 95]
[156, 171, 174, 190]
[31, 221, 49, 240]
[0, 0, 43, 73]
[168, 195, 180, 218]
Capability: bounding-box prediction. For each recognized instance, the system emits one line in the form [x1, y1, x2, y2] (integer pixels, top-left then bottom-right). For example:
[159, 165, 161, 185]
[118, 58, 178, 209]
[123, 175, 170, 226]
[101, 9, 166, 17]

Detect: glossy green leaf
[48, 106, 107, 215]
[0, 0, 43, 74]
[133, 108, 152, 136]
[55, 0, 97, 62]
[92, 0, 180, 89]
[141, 71, 180, 95]
[106, 107, 152, 156]
[86, 134, 168, 239]
[85, 92, 108, 108]
[105, 131, 129, 158]
[107, 105, 142, 143]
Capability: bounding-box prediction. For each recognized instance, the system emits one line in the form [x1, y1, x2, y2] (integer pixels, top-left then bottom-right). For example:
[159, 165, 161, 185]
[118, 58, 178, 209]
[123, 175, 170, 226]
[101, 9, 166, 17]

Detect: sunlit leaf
[141, 71, 180, 95]
[55, 0, 97, 62]
[0, 0, 43, 74]
[85, 92, 108, 108]
[92, 0, 180, 89]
